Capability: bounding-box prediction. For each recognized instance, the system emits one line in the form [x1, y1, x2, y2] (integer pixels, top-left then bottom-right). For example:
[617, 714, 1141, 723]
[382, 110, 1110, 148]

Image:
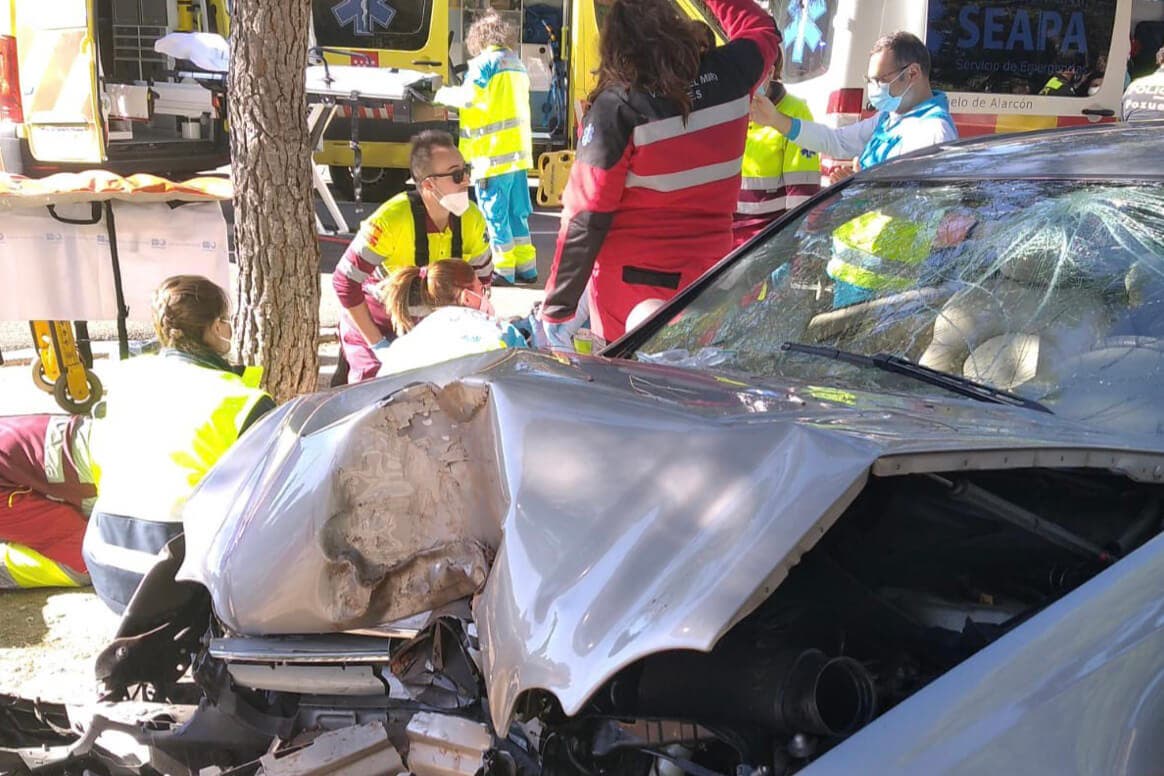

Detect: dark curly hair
[466, 10, 517, 57]
[590, 0, 704, 119]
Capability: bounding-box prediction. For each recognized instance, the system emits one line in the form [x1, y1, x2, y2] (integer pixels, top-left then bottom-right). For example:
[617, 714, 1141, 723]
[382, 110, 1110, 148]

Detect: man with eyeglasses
[750, 31, 957, 175]
[333, 130, 493, 383]
[752, 32, 958, 310]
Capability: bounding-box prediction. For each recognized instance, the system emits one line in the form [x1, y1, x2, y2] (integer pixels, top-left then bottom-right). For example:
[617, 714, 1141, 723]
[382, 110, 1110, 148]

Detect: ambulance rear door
[15, 0, 104, 164]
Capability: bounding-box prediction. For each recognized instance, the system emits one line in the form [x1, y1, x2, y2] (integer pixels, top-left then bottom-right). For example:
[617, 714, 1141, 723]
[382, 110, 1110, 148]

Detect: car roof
[858, 120, 1164, 183]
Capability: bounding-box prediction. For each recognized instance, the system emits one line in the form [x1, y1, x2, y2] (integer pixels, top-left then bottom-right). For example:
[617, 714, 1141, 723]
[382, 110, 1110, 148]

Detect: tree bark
[228, 0, 320, 402]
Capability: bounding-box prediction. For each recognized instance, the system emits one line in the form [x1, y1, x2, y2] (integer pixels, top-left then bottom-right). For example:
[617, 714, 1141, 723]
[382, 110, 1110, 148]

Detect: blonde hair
[466, 10, 516, 57]
[379, 260, 478, 334]
[151, 274, 229, 355]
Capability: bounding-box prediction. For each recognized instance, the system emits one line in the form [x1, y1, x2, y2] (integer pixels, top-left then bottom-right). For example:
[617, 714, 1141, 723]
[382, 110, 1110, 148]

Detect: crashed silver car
[5, 122, 1164, 776]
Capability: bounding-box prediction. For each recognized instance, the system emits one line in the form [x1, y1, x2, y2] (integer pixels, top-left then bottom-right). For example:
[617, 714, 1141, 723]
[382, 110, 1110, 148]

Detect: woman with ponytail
[373, 260, 528, 376]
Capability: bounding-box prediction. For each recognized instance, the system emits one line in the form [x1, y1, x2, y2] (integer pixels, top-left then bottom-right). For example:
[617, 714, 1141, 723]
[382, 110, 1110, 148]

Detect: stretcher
[0, 171, 232, 413]
[304, 56, 442, 233]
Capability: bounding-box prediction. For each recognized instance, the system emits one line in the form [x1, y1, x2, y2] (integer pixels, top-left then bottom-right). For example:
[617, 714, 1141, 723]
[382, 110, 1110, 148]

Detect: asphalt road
[0, 195, 561, 355]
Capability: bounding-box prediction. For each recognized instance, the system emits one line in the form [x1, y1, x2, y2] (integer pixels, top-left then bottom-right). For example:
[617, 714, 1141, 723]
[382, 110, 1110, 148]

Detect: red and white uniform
[0, 414, 95, 576]
[542, 0, 780, 342]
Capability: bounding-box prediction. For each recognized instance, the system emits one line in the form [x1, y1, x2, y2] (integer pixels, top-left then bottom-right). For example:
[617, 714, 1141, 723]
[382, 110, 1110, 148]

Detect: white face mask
[463, 289, 496, 317]
[209, 317, 232, 356]
[438, 190, 471, 217]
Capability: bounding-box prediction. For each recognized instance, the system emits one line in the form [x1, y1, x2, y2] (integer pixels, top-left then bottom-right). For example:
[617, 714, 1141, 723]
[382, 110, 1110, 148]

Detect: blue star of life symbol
[783, 0, 827, 65]
[332, 0, 396, 36]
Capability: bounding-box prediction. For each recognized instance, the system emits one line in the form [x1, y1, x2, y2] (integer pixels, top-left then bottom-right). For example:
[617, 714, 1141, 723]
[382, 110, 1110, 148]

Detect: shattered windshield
[636, 180, 1164, 436]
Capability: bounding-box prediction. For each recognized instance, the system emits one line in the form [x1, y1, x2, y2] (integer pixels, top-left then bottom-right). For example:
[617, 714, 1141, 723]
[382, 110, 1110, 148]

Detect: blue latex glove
[535, 291, 590, 352]
[540, 319, 578, 352]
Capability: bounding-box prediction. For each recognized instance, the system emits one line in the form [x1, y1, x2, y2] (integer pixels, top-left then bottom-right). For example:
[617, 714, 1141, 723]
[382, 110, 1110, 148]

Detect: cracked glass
[636, 179, 1164, 435]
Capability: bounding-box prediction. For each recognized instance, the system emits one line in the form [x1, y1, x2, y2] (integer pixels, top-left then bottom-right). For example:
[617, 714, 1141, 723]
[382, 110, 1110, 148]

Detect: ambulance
[772, 0, 1164, 173]
[308, 0, 719, 200]
[0, 0, 232, 178]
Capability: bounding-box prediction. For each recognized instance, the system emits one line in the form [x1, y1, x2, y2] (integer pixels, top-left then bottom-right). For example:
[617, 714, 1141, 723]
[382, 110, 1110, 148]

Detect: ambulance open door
[15, 0, 105, 164]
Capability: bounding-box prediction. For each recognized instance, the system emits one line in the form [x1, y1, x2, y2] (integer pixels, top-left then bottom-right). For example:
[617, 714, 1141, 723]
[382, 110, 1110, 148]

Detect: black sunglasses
[426, 166, 469, 185]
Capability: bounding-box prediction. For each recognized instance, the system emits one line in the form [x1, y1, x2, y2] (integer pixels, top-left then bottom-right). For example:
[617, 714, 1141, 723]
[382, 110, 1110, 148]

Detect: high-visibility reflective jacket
[459, 46, 533, 181]
[0, 540, 87, 589]
[333, 190, 493, 338]
[542, 0, 781, 343]
[828, 210, 937, 308]
[83, 350, 273, 613]
[733, 90, 820, 243]
[1039, 73, 1078, 96]
[0, 414, 95, 589]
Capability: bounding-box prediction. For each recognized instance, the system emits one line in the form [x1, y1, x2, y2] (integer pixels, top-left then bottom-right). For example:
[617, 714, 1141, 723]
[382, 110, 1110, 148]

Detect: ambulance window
[312, 0, 434, 52]
[927, 1, 1118, 97]
[772, 0, 837, 84]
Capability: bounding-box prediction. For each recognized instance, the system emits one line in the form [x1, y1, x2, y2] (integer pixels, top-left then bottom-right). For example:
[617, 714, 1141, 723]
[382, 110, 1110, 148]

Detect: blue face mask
[867, 67, 910, 113]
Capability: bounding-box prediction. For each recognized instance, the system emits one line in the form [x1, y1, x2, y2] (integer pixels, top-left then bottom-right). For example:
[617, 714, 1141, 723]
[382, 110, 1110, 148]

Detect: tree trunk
[228, 0, 320, 402]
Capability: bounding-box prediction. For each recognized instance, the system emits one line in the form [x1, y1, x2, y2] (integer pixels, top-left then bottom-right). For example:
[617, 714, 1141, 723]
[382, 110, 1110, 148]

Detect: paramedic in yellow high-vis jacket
[733, 57, 821, 247]
[437, 11, 537, 285]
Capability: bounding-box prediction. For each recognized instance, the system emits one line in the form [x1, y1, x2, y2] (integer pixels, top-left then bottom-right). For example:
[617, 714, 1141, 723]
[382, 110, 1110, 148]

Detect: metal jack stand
[306, 52, 443, 235]
[26, 201, 131, 413]
[308, 100, 351, 234]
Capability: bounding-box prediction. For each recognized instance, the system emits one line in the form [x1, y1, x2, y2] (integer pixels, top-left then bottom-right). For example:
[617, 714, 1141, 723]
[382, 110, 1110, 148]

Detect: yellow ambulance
[0, 0, 232, 178]
[309, 0, 721, 200]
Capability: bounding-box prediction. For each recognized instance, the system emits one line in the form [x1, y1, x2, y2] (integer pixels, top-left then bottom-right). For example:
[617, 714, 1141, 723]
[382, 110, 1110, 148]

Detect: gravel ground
[0, 588, 120, 703]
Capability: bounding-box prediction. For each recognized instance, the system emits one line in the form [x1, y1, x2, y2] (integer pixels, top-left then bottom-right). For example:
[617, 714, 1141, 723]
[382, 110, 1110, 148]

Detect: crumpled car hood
[178, 350, 1164, 732]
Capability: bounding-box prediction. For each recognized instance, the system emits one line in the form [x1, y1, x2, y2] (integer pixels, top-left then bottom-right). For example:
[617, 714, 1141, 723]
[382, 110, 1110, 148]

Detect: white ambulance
[769, 0, 1163, 170]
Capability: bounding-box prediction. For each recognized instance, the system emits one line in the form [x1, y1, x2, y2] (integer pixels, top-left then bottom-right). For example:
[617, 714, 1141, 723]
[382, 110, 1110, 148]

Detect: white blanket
[0, 200, 230, 321]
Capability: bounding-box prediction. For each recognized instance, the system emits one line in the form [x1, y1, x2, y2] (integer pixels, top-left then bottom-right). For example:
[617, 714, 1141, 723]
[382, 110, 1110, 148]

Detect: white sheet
[0, 200, 230, 321]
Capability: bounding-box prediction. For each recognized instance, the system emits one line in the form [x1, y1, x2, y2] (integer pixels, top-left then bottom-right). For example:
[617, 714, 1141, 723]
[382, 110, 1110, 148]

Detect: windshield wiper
[781, 342, 1053, 414]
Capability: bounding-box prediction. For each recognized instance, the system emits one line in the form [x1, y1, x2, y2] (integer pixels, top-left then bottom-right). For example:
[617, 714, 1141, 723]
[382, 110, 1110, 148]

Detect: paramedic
[333, 130, 493, 382]
[0, 413, 95, 588]
[540, 0, 781, 349]
[733, 53, 820, 247]
[437, 11, 537, 285]
[374, 259, 527, 376]
[1123, 46, 1164, 122]
[83, 275, 274, 614]
[750, 32, 957, 173]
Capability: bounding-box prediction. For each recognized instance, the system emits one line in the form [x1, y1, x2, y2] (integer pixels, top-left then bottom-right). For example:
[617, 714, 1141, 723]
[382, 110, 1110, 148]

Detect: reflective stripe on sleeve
[42, 416, 67, 484]
[740, 170, 822, 190]
[486, 151, 529, 167]
[469, 250, 494, 278]
[461, 118, 522, 139]
[735, 193, 815, 215]
[337, 256, 371, 283]
[83, 533, 159, 576]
